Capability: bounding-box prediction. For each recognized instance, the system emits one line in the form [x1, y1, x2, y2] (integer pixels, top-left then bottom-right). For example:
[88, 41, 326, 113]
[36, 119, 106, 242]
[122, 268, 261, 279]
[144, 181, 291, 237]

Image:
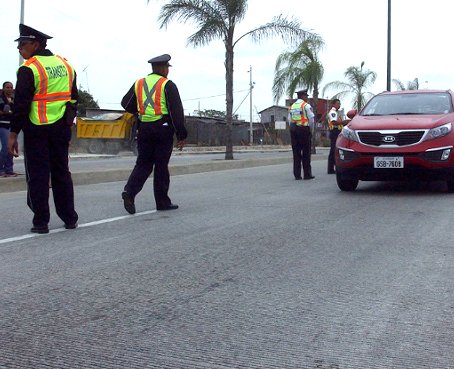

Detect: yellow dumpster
[76, 112, 137, 154]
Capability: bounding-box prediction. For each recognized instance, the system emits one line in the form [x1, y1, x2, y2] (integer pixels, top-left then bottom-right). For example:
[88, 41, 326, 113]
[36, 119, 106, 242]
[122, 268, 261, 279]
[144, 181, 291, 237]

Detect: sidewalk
[0, 145, 329, 193]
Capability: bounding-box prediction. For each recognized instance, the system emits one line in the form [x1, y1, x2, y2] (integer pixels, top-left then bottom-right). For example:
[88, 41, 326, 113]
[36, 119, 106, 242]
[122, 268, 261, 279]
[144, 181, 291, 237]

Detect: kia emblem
[383, 135, 396, 143]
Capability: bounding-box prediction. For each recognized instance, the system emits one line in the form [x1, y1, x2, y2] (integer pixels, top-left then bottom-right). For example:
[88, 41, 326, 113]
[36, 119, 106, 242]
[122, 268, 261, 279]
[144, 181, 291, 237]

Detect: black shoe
[295, 177, 303, 180]
[65, 223, 78, 229]
[122, 191, 136, 214]
[31, 226, 49, 234]
[327, 170, 336, 174]
[303, 175, 315, 180]
[157, 204, 179, 211]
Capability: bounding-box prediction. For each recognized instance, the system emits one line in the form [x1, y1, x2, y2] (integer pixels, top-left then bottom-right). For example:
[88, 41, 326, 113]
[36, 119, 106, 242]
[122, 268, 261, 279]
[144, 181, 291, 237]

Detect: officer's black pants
[124, 122, 174, 209]
[328, 129, 341, 173]
[290, 125, 312, 179]
[23, 120, 78, 227]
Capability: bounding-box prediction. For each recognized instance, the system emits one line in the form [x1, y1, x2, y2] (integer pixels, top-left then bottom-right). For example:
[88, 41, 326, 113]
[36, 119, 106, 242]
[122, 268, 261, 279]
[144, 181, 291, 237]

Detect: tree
[197, 109, 225, 118]
[272, 35, 324, 103]
[154, 0, 310, 159]
[272, 35, 324, 153]
[392, 77, 419, 91]
[322, 61, 377, 111]
[77, 87, 99, 117]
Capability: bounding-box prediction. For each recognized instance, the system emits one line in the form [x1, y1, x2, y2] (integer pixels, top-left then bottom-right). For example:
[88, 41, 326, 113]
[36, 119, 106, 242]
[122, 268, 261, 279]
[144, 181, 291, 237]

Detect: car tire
[336, 173, 359, 191]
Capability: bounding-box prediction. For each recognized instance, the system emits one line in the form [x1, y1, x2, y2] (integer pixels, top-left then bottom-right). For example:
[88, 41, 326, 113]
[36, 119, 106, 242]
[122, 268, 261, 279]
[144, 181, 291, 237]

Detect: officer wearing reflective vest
[121, 54, 187, 214]
[288, 89, 315, 180]
[8, 24, 78, 234]
[326, 98, 345, 174]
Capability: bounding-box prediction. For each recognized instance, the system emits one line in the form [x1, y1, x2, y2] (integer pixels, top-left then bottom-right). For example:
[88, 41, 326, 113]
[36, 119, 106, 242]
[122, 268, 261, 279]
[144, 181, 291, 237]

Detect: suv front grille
[358, 130, 425, 146]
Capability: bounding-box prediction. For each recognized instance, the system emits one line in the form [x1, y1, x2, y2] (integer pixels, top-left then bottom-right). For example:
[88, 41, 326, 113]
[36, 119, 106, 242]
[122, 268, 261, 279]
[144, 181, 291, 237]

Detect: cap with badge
[295, 89, 308, 97]
[15, 23, 52, 43]
[148, 54, 172, 66]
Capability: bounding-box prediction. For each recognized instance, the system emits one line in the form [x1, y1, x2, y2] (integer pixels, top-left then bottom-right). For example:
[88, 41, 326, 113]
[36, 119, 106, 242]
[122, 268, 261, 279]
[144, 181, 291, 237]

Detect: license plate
[374, 156, 404, 168]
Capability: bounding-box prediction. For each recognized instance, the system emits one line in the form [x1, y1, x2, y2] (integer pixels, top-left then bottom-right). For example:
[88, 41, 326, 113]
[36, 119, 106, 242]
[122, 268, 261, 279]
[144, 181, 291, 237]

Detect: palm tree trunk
[224, 44, 234, 160]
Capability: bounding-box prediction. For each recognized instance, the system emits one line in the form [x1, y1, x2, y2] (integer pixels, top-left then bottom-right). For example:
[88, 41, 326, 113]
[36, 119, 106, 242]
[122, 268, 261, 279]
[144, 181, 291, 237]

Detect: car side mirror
[347, 109, 358, 119]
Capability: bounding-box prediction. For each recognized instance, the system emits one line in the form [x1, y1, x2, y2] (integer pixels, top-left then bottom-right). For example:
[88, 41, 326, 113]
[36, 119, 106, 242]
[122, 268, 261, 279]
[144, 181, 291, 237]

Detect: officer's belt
[140, 116, 170, 125]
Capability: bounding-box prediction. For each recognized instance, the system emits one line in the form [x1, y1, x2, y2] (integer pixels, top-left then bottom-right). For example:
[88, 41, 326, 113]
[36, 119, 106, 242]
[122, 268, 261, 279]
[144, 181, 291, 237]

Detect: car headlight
[341, 126, 359, 143]
[424, 122, 452, 141]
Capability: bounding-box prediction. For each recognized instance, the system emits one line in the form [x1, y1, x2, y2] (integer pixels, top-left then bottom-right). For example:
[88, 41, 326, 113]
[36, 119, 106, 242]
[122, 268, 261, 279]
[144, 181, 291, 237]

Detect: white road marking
[0, 210, 157, 245]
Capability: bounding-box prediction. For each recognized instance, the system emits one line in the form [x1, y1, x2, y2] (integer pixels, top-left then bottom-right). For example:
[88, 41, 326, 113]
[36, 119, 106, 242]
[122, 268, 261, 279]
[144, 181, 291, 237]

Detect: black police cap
[15, 23, 52, 42]
[148, 54, 172, 66]
[296, 89, 308, 96]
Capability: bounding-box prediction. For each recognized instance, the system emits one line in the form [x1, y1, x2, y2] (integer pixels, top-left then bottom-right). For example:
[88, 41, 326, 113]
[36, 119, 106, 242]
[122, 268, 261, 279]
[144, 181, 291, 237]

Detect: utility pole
[249, 66, 253, 145]
[19, 0, 25, 65]
[82, 65, 90, 93]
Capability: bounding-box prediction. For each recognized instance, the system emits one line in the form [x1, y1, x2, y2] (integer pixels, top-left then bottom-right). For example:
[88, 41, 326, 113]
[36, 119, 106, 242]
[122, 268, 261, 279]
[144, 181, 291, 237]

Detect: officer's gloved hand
[176, 140, 185, 151]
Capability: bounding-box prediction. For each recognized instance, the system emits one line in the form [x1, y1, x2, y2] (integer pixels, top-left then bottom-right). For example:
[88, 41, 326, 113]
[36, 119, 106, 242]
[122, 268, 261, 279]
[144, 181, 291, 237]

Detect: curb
[0, 153, 328, 194]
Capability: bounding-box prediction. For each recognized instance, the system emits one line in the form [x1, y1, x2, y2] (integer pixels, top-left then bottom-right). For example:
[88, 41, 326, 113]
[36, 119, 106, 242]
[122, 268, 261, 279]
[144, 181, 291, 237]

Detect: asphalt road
[0, 148, 316, 193]
[1, 160, 453, 368]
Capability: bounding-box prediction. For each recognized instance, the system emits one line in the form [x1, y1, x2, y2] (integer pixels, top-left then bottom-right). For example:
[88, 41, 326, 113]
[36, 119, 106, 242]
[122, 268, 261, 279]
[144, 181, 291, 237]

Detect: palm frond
[323, 62, 377, 109]
[322, 81, 352, 97]
[272, 36, 324, 103]
[234, 14, 309, 47]
[159, 0, 224, 30]
[392, 79, 405, 91]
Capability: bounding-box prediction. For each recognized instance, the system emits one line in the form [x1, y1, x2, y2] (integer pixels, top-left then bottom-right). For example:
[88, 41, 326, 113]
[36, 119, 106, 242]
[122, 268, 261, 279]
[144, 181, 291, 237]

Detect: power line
[182, 88, 249, 102]
[234, 90, 250, 115]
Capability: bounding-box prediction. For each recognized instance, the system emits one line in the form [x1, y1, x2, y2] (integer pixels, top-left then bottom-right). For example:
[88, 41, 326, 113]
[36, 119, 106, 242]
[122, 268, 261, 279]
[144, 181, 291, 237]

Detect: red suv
[335, 90, 454, 192]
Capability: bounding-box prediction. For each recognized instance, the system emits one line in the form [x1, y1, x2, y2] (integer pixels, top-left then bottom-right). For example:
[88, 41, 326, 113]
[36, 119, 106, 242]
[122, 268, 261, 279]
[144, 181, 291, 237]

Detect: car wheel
[447, 180, 454, 193]
[336, 173, 359, 191]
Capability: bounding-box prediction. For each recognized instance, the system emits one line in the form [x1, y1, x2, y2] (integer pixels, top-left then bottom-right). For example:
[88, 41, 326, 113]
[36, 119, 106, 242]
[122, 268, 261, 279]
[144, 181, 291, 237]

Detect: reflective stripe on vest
[24, 55, 74, 124]
[327, 107, 342, 130]
[135, 74, 169, 122]
[289, 101, 309, 126]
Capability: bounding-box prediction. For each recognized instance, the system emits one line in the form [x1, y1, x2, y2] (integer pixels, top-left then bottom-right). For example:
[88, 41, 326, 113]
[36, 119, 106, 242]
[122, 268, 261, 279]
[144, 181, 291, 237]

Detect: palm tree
[154, 0, 310, 159]
[322, 61, 377, 111]
[392, 77, 419, 91]
[272, 35, 324, 152]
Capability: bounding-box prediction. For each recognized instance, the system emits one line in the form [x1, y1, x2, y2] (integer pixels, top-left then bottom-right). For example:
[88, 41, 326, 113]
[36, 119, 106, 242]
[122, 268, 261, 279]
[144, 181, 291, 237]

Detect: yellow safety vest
[327, 107, 343, 130]
[135, 74, 169, 122]
[289, 101, 309, 126]
[23, 55, 74, 125]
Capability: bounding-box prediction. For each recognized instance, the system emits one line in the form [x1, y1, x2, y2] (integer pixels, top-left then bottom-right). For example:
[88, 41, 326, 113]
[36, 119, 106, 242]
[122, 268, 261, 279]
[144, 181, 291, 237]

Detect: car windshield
[361, 92, 453, 116]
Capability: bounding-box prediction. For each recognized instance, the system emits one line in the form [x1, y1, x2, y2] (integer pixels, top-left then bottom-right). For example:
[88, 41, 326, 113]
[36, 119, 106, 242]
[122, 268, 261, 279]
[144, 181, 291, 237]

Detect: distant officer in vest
[121, 54, 187, 214]
[8, 24, 79, 234]
[288, 89, 315, 180]
[326, 98, 345, 174]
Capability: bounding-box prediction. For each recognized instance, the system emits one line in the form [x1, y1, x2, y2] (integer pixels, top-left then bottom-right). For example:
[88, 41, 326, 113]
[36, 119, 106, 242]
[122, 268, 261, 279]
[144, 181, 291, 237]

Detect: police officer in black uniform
[326, 98, 344, 174]
[288, 89, 315, 180]
[8, 24, 78, 234]
[121, 54, 187, 214]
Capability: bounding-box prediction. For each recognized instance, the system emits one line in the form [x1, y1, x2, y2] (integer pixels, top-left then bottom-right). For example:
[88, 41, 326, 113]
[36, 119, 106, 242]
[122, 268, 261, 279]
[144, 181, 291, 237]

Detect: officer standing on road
[288, 89, 315, 180]
[121, 54, 187, 214]
[8, 24, 79, 234]
[326, 98, 345, 174]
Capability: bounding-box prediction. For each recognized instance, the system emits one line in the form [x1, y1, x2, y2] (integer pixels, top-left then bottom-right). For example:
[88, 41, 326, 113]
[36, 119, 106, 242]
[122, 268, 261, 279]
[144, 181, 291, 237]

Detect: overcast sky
[1, 0, 451, 120]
